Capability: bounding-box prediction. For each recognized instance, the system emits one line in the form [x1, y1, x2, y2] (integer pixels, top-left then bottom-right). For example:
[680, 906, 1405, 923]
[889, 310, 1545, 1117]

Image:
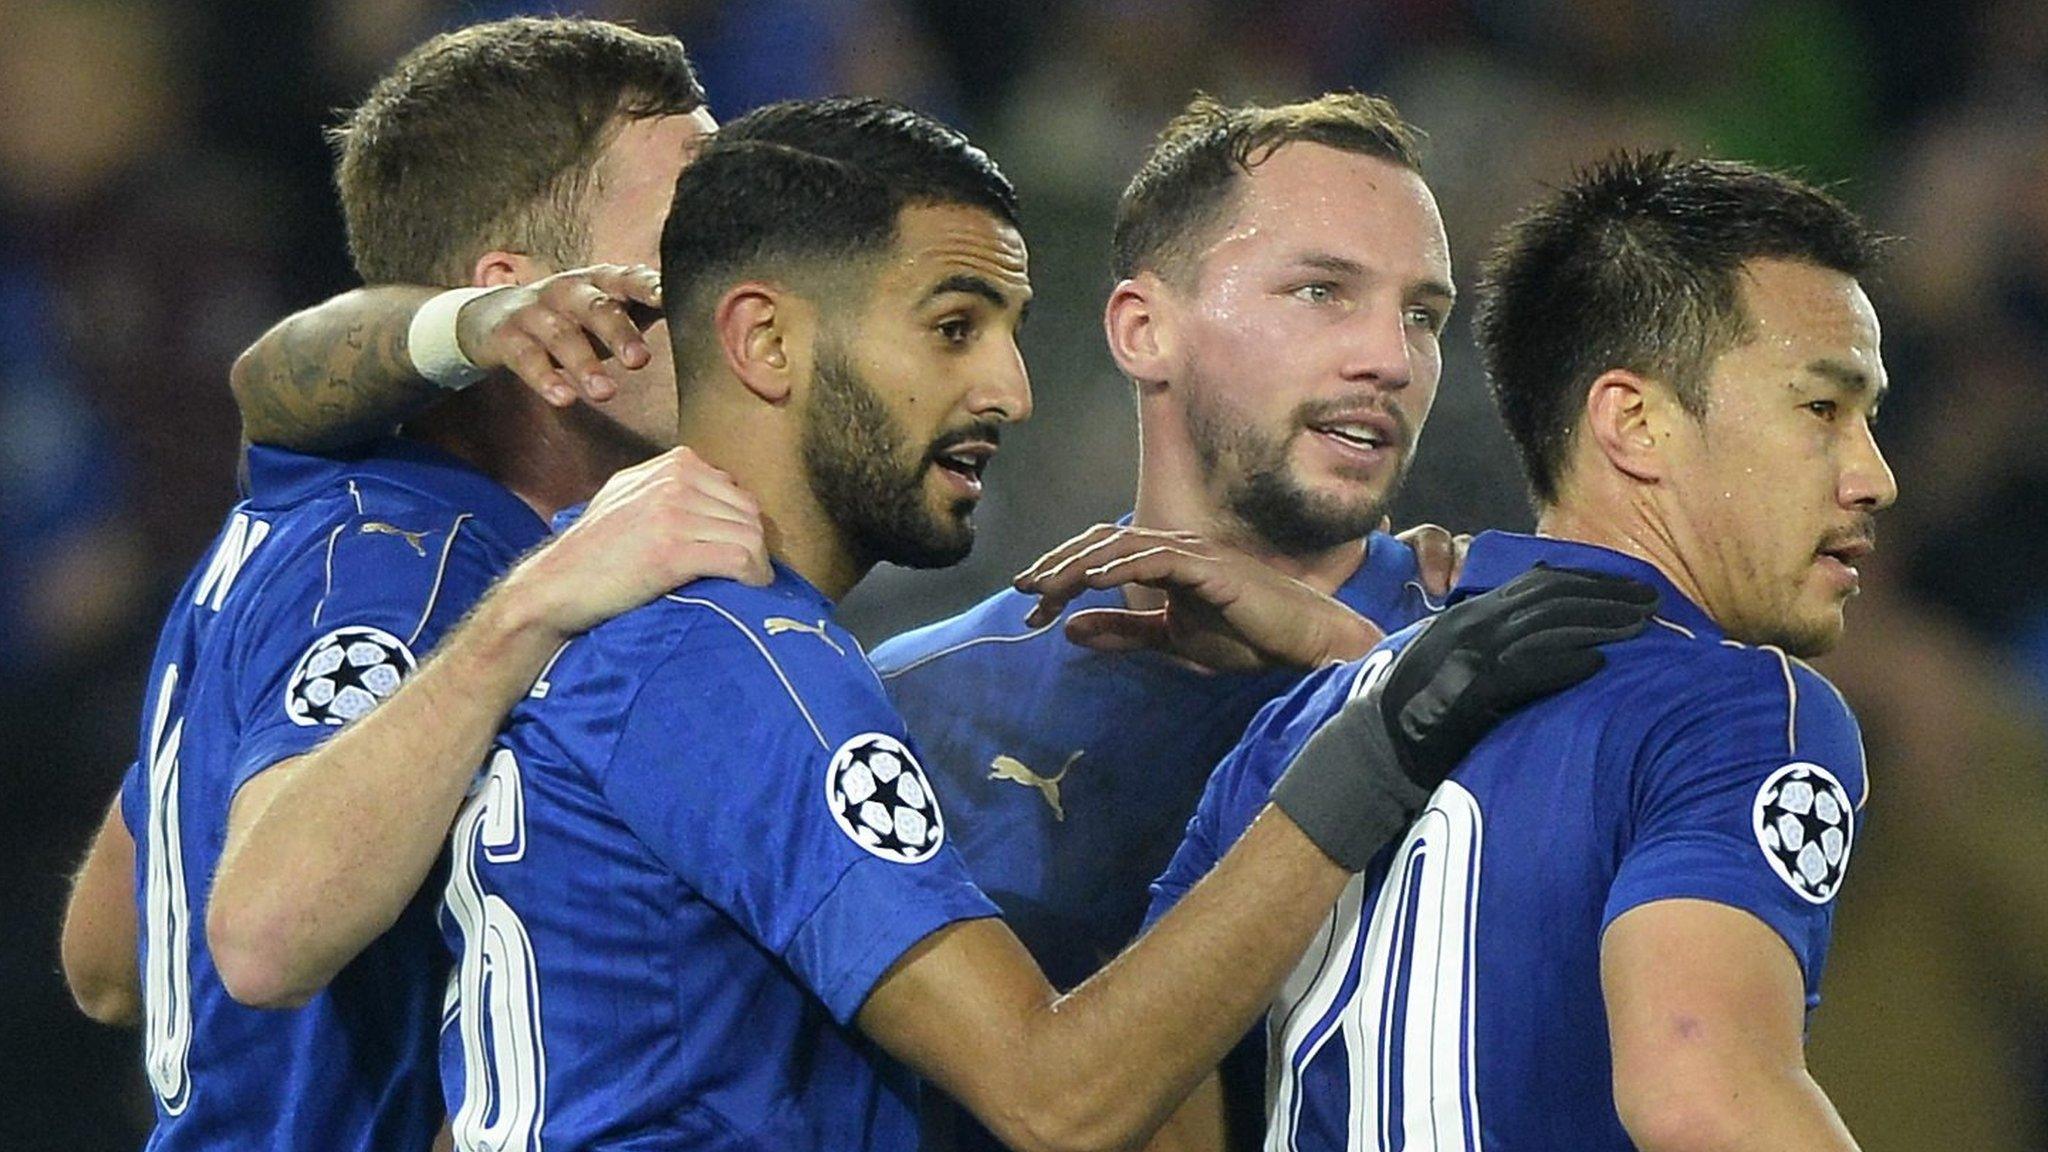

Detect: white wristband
[406, 286, 504, 390]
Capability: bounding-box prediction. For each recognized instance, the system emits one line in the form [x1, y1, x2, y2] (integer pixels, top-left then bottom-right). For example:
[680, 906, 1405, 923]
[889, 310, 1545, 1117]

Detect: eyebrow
[927, 273, 1029, 314]
[1806, 358, 1887, 404]
[1295, 252, 1456, 302]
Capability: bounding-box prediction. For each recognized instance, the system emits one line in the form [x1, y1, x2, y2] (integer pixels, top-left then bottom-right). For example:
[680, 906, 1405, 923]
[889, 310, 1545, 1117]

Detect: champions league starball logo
[1752, 762, 1854, 904]
[825, 733, 945, 863]
[284, 625, 417, 726]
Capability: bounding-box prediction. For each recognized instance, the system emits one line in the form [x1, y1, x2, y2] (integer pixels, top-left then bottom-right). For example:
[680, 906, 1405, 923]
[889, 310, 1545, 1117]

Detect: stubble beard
[1183, 368, 1405, 557]
[800, 346, 976, 572]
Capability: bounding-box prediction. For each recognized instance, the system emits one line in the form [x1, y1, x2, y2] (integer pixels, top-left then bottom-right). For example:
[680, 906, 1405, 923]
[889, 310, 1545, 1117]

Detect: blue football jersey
[872, 529, 1434, 1149]
[1146, 532, 1869, 1150]
[439, 560, 1000, 1151]
[119, 440, 547, 1152]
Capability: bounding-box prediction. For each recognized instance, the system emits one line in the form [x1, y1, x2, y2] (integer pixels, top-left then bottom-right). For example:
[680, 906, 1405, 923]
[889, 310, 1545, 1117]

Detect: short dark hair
[659, 97, 1019, 379]
[333, 17, 706, 285]
[1473, 151, 1885, 506]
[1111, 92, 1424, 283]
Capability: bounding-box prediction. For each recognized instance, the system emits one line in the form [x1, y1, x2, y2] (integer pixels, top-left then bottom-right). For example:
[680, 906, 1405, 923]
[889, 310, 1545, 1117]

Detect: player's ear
[1583, 368, 1675, 486]
[1105, 273, 1176, 393]
[714, 282, 795, 404]
[472, 250, 543, 289]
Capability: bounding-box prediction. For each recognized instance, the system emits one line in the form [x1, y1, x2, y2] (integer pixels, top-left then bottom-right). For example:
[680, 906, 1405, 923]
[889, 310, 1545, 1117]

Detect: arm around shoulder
[857, 808, 1350, 1152]
[230, 286, 438, 451]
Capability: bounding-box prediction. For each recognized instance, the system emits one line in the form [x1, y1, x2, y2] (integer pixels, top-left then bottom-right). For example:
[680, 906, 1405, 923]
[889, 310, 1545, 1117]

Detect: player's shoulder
[870, 584, 1053, 679]
[555, 573, 904, 773]
[1619, 621, 1856, 725]
[245, 441, 546, 554]
[630, 571, 874, 693]
[1616, 627, 1866, 805]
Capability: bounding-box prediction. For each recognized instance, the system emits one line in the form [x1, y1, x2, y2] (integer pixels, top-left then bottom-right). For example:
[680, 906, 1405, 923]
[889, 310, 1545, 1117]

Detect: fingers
[1396, 523, 1460, 599]
[584, 263, 662, 311]
[1493, 624, 1638, 673]
[1014, 523, 1126, 589]
[1017, 526, 1213, 627]
[1495, 566, 1660, 611]
[1485, 642, 1607, 707]
[1063, 607, 1174, 653]
[477, 264, 664, 407]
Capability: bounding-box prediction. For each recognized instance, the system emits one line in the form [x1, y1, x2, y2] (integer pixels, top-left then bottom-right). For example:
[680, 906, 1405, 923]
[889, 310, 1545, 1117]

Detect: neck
[1132, 396, 1369, 606]
[677, 392, 866, 601]
[409, 388, 649, 522]
[1534, 480, 1707, 611]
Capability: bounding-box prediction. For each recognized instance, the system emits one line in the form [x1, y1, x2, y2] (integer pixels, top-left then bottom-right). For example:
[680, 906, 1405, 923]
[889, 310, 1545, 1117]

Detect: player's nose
[1841, 419, 1896, 512]
[1339, 299, 1414, 391]
[968, 337, 1032, 425]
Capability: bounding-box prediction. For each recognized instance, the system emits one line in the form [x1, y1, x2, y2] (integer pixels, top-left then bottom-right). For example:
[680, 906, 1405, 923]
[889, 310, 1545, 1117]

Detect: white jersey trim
[311, 523, 349, 627]
[409, 512, 473, 645]
[665, 594, 830, 750]
[875, 616, 1062, 680]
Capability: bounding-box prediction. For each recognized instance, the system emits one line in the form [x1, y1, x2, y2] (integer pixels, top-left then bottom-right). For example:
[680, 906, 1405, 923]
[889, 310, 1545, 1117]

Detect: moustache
[1817, 516, 1878, 556]
[1294, 397, 1414, 452]
[927, 420, 1004, 458]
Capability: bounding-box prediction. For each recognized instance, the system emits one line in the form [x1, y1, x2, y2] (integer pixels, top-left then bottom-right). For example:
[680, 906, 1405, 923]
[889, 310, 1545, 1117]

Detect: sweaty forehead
[1738, 258, 1883, 370]
[1195, 143, 1450, 284]
[876, 202, 1032, 300]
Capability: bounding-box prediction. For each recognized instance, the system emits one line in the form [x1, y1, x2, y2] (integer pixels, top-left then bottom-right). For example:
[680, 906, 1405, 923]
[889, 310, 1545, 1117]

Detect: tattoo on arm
[231, 287, 440, 452]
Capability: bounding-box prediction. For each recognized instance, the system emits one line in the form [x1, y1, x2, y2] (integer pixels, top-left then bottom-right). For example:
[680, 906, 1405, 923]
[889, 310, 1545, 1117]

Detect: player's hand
[455, 263, 664, 407]
[1271, 566, 1657, 869]
[499, 446, 769, 640]
[1390, 521, 1471, 600]
[1012, 524, 1383, 673]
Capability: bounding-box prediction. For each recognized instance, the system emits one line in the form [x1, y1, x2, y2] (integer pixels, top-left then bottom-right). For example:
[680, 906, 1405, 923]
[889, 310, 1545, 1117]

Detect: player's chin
[888, 502, 977, 570]
[1773, 603, 1847, 658]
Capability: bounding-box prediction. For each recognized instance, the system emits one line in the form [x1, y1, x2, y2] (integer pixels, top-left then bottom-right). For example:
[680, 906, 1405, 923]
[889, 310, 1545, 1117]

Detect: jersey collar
[1451, 531, 1723, 640]
[245, 438, 547, 546]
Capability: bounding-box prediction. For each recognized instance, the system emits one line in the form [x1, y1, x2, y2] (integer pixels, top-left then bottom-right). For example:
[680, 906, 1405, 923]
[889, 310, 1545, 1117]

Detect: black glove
[1271, 566, 1658, 869]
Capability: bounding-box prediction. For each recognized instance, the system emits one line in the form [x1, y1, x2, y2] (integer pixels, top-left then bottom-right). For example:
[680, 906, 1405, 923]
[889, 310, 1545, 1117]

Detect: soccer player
[57, 20, 768, 1149]
[436, 94, 1654, 1152]
[867, 93, 1454, 1146]
[1148, 152, 1892, 1149]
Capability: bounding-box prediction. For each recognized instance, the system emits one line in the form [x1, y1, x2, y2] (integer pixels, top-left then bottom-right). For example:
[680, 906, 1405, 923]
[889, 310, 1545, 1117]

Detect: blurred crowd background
[2, 0, 2044, 1147]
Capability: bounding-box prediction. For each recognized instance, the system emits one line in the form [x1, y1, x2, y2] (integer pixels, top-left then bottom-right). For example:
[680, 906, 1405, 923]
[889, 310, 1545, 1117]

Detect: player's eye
[1405, 305, 1446, 335]
[936, 317, 974, 345]
[1290, 282, 1337, 305]
[1805, 399, 1839, 421]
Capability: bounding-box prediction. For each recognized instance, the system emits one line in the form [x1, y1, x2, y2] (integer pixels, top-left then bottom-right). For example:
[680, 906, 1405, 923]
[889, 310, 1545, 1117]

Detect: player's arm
[1142, 1074, 1227, 1152]
[1604, 899, 1859, 1152]
[859, 568, 1658, 1152]
[865, 811, 1340, 1152]
[59, 794, 141, 1026]
[230, 265, 662, 451]
[207, 447, 767, 1008]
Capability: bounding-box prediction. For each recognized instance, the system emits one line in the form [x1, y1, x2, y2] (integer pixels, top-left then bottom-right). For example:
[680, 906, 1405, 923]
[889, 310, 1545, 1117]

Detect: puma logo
[360, 522, 430, 557]
[764, 616, 845, 656]
[988, 751, 1083, 821]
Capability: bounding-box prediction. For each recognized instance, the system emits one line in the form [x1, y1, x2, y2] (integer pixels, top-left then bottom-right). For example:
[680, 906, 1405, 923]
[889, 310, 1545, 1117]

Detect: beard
[1184, 370, 1410, 556]
[800, 346, 985, 571]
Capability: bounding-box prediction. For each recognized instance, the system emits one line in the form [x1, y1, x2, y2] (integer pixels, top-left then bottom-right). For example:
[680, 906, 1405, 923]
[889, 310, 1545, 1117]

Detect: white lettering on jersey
[192, 514, 272, 612]
[1269, 781, 1486, 1151]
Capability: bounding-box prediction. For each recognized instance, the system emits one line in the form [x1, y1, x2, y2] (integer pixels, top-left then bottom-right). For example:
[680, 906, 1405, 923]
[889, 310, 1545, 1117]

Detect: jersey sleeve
[1605, 653, 1867, 998]
[229, 509, 514, 795]
[596, 625, 999, 1024]
[1143, 661, 1358, 931]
